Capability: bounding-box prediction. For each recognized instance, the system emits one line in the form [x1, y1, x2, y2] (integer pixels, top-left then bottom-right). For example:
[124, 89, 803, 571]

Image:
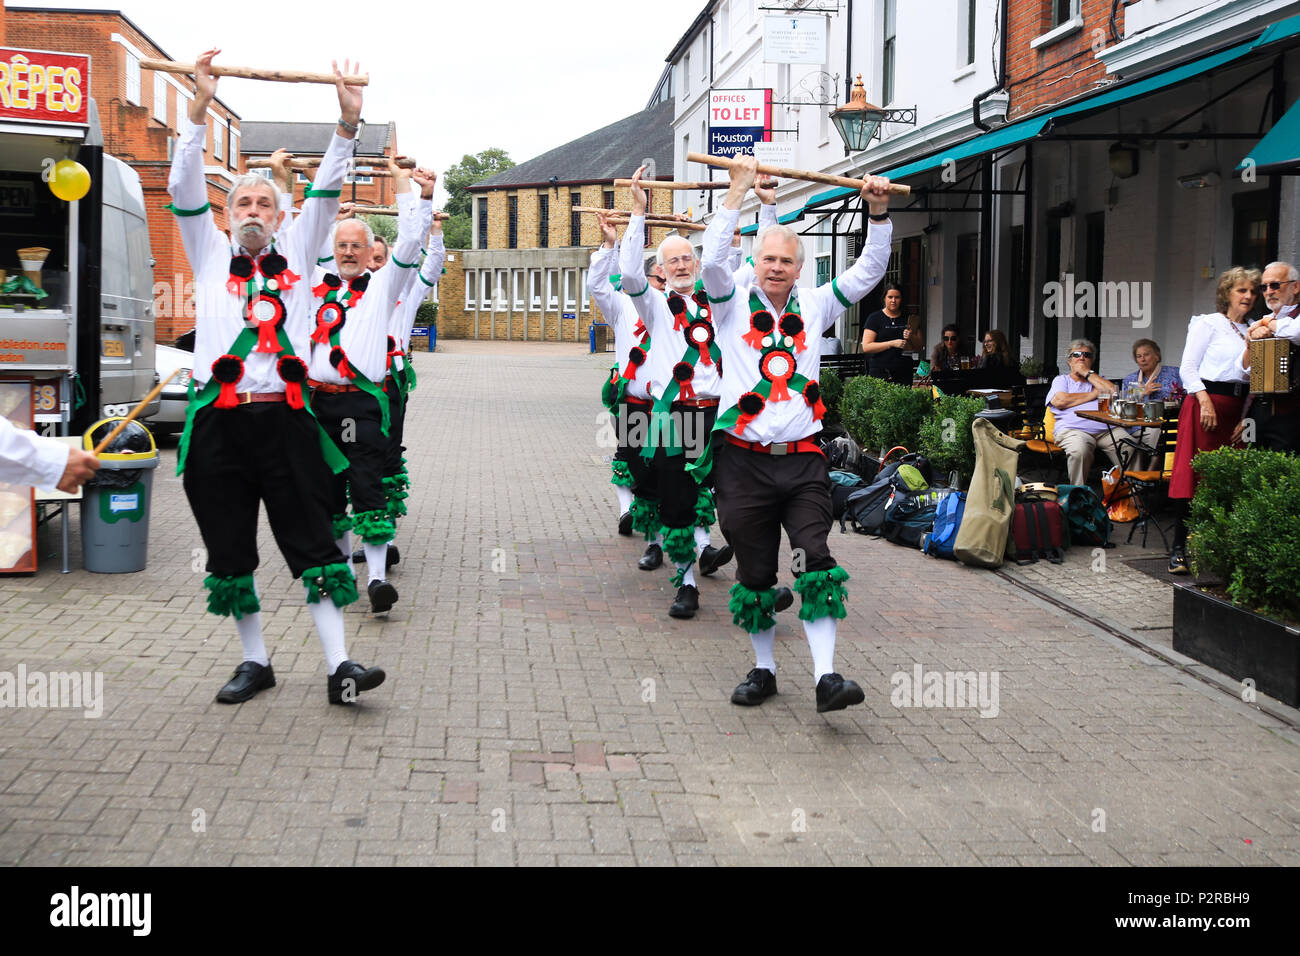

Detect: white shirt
[588, 244, 654, 401]
[389, 234, 445, 369]
[701, 204, 892, 444]
[307, 190, 426, 385]
[168, 122, 348, 393]
[1268, 303, 1300, 342]
[0, 417, 67, 491]
[1180, 312, 1252, 392]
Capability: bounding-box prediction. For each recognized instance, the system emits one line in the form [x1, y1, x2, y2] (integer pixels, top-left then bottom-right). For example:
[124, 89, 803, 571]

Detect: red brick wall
[6, 9, 241, 343]
[1005, 0, 1126, 121]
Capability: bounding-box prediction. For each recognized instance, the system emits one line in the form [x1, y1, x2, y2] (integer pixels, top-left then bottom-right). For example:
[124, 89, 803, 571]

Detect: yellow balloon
[49, 159, 91, 202]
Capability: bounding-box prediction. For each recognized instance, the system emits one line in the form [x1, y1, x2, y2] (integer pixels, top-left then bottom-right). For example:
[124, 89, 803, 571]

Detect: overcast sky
[18, 0, 708, 204]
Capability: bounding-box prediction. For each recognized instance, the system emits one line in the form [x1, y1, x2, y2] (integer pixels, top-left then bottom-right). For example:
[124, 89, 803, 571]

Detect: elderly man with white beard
[168, 49, 386, 706]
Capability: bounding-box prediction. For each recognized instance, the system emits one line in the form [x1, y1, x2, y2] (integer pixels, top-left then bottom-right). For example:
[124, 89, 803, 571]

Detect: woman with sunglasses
[1166, 266, 1259, 574]
[1046, 339, 1118, 486]
[930, 324, 967, 372]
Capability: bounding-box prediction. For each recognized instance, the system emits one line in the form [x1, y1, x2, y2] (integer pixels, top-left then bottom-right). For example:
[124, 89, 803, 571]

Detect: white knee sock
[335, 530, 352, 562]
[750, 626, 776, 673]
[235, 610, 268, 666]
[616, 486, 634, 512]
[803, 616, 837, 684]
[694, 526, 710, 552]
[364, 541, 389, 584]
[679, 564, 696, 588]
[309, 600, 349, 674]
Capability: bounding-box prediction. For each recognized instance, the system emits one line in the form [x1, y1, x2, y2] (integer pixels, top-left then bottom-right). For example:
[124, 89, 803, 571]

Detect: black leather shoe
[215, 661, 275, 704]
[368, 579, 399, 614]
[698, 544, 734, 576]
[618, 511, 633, 536]
[638, 543, 663, 571]
[774, 587, 794, 612]
[731, 667, 777, 706]
[816, 673, 865, 713]
[354, 546, 400, 568]
[1168, 545, 1189, 575]
[328, 659, 387, 705]
[669, 584, 699, 619]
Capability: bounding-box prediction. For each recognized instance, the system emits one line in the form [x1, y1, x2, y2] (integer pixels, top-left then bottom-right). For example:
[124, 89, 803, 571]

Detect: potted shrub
[1174, 447, 1300, 706]
[818, 368, 845, 430]
[1019, 356, 1045, 383]
[918, 394, 985, 487]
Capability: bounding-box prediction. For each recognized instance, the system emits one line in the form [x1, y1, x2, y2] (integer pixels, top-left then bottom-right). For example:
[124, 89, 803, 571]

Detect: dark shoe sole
[668, 602, 698, 619]
[215, 670, 276, 704]
[638, 549, 663, 571]
[817, 684, 865, 713]
[328, 668, 387, 705]
[731, 687, 777, 706]
[369, 582, 398, 614]
[774, 587, 794, 613]
[699, 545, 733, 576]
[618, 512, 634, 536]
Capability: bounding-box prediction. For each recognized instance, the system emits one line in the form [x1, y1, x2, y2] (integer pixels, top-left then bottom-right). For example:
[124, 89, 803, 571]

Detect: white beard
[233, 217, 270, 252]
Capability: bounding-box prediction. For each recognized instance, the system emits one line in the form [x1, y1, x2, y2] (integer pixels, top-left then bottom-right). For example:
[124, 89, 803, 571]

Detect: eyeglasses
[1069, 350, 1093, 359]
[943, 335, 959, 341]
[1264, 280, 1298, 291]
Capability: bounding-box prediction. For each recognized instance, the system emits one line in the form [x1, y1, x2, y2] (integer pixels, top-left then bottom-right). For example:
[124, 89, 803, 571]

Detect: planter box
[1172, 584, 1300, 706]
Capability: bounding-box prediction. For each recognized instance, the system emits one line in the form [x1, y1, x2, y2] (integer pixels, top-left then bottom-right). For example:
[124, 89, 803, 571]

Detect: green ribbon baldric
[177, 326, 349, 476]
[326, 322, 390, 437]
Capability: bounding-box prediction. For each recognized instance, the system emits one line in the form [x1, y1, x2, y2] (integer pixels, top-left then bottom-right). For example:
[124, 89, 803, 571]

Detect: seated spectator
[978, 329, 1013, 370]
[1110, 338, 1183, 470]
[930, 324, 967, 372]
[1046, 338, 1119, 485]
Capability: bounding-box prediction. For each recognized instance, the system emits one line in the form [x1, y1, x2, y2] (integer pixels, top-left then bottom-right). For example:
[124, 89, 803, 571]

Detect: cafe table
[1076, 407, 1168, 496]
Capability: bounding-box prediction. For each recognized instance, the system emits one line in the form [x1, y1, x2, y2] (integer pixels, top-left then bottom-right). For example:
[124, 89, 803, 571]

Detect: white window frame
[213, 119, 224, 161]
[125, 52, 141, 105]
[229, 128, 239, 166]
[480, 271, 492, 310]
[683, 52, 690, 97]
[512, 269, 525, 309]
[1032, 0, 1083, 49]
[177, 91, 191, 133]
[494, 270, 509, 309]
[153, 71, 167, 123]
[546, 269, 559, 309]
[563, 269, 577, 311]
[579, 268, 589, 312]
[529, 269, 542, 308]
[464, 270, 477, 309]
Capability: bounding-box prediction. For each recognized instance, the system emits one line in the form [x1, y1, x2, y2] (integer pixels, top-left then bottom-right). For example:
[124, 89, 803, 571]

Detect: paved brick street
[1, 340, 1297, 867]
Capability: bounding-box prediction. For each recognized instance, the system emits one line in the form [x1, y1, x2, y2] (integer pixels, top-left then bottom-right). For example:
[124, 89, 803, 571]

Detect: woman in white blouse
[1167, 266, 1259, 574]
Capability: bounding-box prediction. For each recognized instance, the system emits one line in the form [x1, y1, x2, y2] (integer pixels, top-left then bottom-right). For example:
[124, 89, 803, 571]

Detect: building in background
[239, 120, 399, 210]
[441, 100, 675, 342]
[4, 5, 242, 345]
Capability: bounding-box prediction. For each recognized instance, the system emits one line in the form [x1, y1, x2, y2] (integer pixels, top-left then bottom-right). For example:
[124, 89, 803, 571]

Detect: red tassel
[673, 312, 689, 331]
[337, 355, 354, 379]
[277, 269, 301, 290]
[769, 378, 791, 402]
[790, 331, 807, 354]
[284, 381, 305, 409]
[255, 320, 282, 353]
[311, 323, 332, 345]
[348, 288, 366, 307]
[312, 280, 335, 298]
[621, 364, 638, 381]
[735, 412, 757, 434]
[810, 397, 826, 420]
[697, 348, 713, 367]
[634, 318, 647, 341]
[215, 381, 239, 408]
[742, 328, 766, 350]
[678, 379, 696, 400]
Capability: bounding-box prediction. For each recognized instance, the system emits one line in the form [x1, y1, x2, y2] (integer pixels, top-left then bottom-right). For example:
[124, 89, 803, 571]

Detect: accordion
[1249, 337, 1299, 394]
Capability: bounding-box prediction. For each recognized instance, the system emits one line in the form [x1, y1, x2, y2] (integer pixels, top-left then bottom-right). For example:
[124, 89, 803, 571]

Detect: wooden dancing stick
[613, 180, 728, 190]
[247, 156, 415, 169]
[572, 206, 691, 221]
[686, 151, 911, 195]
[352, 208, 452, 220]
[92, 371, 178, 455]
[139, 58, 368, 86]
[607, 217, 706, 233]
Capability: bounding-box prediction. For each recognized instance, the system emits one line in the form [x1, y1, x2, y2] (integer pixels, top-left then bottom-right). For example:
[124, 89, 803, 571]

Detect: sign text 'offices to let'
[708, 89, 773, 158]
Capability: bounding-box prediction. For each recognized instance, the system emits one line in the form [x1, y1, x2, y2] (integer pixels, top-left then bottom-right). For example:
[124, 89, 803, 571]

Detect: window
[213, 121, 224, 161]
[512, 269, 525, 309]
[684, 52, 691, 97]
[563, 269, 577, 310]
[254, 168, 274, 181]
[229, 128, 239, 167]
[495, 270, 509, 308]
[579, 268, 589, 312]
[177, 91, 191, 133]
[508, 195, 518, 249]
[538, 193, 549, 248]
[1052, 0, 1078, 29]
[603, 189, 614, 210]
[464, 270, 477, 308]
[125, 52, 141, 105]
[480, 271, 492, 309]
[295, 171, 310, 184]
[570, 191, 581, 245]
[882, 0, 897, 106]
[477, 197, 488, 249]
[530, 270, 542, 308]
[546, 269, 559, 308]
[346, 167, 373, 185]
[961, 0, 976, 66]
[153, 72, 167, 123]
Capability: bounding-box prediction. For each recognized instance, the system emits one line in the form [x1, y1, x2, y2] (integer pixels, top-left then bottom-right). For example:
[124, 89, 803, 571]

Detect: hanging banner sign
[763, 16, 828, 65]
[708, 88, 772, 159]
[0, 47, 91, 126]
[753, 142, 795, 169]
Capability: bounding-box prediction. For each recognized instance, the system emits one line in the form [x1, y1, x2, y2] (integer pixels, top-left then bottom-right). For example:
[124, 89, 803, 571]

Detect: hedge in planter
[918, 394, 984, 485]
[871, 381, 934, 454]
[840, 374, 891, 450]
[819, 368, 844, 428]
[1187, 446, 1300, 622]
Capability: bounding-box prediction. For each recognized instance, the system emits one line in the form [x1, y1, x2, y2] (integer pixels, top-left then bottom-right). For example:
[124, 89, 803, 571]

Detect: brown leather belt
[673, 397, 720, 408]
[725, 434, 824, 457]
[228, 391, 286, 404]
[308, 379, 363, 394]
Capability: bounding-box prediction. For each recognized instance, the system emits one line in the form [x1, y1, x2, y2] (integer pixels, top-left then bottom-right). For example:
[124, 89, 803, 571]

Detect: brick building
[240, 120, 399, 210]
[442, 100, 675, 341]
[5, 6, 243, 344]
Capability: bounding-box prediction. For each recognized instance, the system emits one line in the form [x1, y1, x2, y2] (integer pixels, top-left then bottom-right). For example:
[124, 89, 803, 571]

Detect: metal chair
[1110, 416, 1179, 548]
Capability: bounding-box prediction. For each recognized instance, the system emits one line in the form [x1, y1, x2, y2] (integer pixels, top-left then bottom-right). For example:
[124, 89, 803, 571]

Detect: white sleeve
[617, 215, 648, 296]
[0, 418, 68, 491]
[804, 220, 892, 337]
[701, 205, 741, 306]
[165, 122, 228, 275]
[285, 131, 350, 279]
[1180, 316, 1213, 395]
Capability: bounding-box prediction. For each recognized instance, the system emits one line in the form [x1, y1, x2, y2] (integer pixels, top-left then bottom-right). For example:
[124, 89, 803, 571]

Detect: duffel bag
[1057, 484, 1112, 547]
[954, 418, 1027, 568]
[1009, 493, 1066, 564]
[881, 487, 954, 548]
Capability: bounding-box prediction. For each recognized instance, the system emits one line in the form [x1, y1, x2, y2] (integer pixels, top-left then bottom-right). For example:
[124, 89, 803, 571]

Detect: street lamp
[830, 74, 885, 152]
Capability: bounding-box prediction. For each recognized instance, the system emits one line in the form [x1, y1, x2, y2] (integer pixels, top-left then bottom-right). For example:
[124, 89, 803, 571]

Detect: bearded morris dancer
[308, 161, 432, 615]
[168, 49, 385, 706]
[699, 155, 892, 713]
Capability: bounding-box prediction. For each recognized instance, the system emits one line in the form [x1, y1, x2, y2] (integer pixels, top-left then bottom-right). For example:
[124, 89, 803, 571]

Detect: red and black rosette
[802, 379, 826, 420]
[329, 345, 355, 380]
[633, 318, 648, 342]
[686, 320, 716, 366]
[211, 354, 244, 408]
[667, 293, 689, 331]
[312, 273, 343, 299]
[276, 355, 309, 409]
[743, 309, 774, 350]
[258, 251, 300, 291]
[779, 312, 807, 353]
[347, 273, 370, 305]
[621, 345, 647, 381]
[759, 349, 796, 401]
[692, 289, 710, 312]
[385, 335, 402, 377]
[246, 294, 286, 353]
[734, 391, 766, 434]
[227, 255, 255, 295]
[672, 361, 697, 400]
[312, 301, 346, 345]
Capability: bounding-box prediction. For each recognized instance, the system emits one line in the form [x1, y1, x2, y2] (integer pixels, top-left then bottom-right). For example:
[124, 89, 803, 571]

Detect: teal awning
[1237, 96, 1300, 175]
[738, 206, 806, 235]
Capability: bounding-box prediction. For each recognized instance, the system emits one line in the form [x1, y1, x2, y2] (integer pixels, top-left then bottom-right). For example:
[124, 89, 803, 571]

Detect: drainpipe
[972, 0, 1009, 131]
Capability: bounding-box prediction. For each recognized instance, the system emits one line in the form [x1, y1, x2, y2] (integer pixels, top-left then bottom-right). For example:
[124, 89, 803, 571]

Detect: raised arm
[806, 176, 893, 330]
[588, 211, 624, 321]
[617, 165, 650, 298]
[165, 48, 229, 272]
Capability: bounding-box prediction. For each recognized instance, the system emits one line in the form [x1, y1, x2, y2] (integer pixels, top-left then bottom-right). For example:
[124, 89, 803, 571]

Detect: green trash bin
[79, 417, 160, 573]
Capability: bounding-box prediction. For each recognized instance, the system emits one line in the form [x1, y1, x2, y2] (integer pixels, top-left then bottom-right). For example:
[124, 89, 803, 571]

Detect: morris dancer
[698, 155, 892, 713]
[168, 49, 385, 706]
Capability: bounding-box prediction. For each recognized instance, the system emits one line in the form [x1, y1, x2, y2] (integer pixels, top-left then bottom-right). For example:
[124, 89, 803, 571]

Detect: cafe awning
[1236, 96, 1300, 176]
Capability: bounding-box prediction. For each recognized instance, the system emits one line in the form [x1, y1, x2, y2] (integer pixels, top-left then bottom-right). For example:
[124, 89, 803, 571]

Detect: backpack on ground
[954, 418, 1027, 569]
[843, 466, 923, 535]
[829, 470, 866, 521]
[826, 435, 863, 475]
[1009, 493, 1066, 564]
[1057, 484, 1112, 547]
[922, 491, 967, 559]
[881, 487, 954, 548]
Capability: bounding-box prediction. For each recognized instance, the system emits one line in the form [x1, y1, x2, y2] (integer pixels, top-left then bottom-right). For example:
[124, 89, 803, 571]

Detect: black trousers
[383, 379, 406, 478]
[617, 397, 656, 499]
[712, 441, 837, 591]
[182, 402, 342, 578]
[1253, 394, 1300, 453]
[312, 389, 389, 518]
[651, 404, 716, 528]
